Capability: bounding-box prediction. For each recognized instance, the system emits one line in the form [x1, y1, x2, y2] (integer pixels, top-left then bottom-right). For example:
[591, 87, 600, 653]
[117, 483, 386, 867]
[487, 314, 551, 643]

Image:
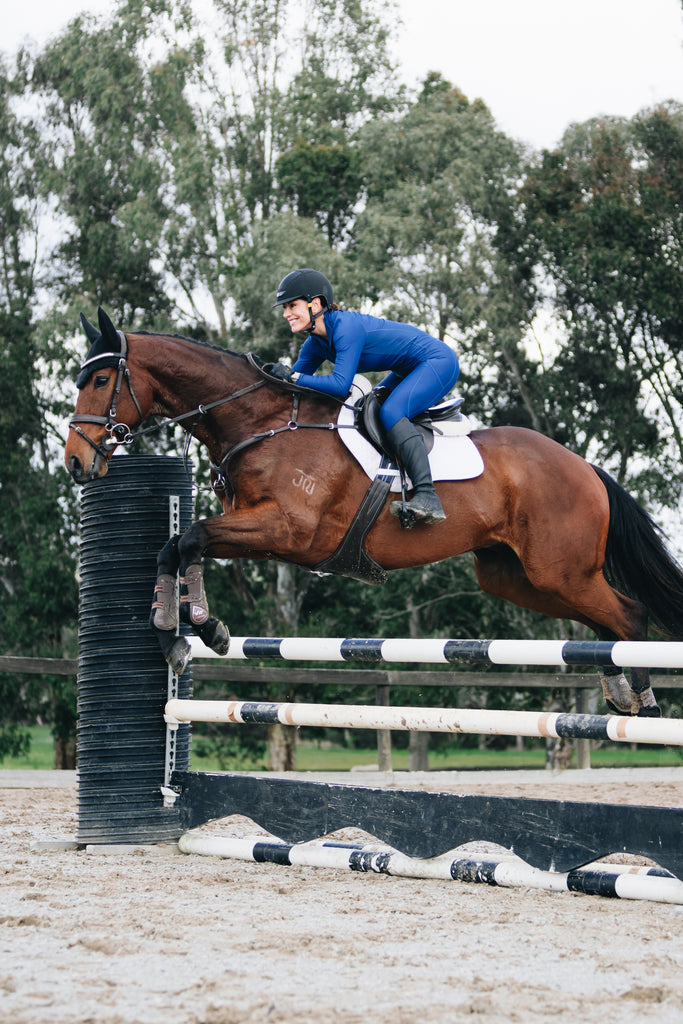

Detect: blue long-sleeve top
[292, 310, 451, 398]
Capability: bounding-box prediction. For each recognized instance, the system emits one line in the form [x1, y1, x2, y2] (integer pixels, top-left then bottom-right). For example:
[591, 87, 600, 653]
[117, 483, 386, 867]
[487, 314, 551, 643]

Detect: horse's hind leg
[473, 545, 660, 717]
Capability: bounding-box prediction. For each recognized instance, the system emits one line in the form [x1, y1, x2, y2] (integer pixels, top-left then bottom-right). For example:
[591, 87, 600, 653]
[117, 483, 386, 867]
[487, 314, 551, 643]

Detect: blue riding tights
[378, 351, 460, 432]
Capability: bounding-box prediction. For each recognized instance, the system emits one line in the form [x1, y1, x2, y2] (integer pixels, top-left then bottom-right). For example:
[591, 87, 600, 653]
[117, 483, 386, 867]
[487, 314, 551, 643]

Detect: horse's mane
[132, 330, 249, 362]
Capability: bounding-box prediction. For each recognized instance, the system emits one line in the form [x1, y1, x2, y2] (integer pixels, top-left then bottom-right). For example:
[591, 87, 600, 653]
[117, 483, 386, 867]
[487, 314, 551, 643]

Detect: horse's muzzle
[67, 452, 108, 484]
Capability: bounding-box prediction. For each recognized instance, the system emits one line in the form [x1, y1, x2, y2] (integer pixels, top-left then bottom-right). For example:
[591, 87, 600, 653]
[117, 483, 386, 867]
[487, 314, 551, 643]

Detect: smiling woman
[270, 268, 461, 526]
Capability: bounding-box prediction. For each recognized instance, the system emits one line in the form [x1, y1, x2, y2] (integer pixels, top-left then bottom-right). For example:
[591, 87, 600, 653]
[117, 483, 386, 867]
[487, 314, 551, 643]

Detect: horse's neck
[134, 333, 286, 452]
[136, 335, 253, 413]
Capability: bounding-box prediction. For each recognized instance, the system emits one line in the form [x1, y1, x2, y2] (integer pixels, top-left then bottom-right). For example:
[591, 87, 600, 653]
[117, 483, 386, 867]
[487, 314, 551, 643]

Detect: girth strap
[311, 458, 394, 585]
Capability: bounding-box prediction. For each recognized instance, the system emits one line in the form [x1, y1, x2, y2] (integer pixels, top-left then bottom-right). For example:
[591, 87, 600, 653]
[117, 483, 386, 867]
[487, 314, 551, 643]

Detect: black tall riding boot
[386, 418, 446, 528]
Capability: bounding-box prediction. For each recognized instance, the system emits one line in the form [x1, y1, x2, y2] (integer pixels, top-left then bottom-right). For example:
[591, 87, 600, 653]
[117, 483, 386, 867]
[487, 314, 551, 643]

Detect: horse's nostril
[68, 454, 83, 480]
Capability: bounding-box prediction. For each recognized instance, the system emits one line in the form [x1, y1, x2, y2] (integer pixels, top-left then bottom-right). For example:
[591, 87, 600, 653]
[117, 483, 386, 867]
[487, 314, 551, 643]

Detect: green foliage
[1, 3, 682, 767]
[519, 105, 683, 495]
[0, 59, 78, 759]
[353, 74, 526, 351]
[30, 9, 174, 323]
[277, 134, 361, 244]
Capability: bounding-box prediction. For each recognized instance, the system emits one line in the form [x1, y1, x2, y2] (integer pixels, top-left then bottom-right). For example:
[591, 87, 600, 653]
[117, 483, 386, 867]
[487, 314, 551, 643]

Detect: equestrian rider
[270, 268, 460, 526]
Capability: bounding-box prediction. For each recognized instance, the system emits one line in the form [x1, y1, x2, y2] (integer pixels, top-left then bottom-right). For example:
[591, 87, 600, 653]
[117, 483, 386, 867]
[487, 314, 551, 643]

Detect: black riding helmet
[273, 268, 334, 309]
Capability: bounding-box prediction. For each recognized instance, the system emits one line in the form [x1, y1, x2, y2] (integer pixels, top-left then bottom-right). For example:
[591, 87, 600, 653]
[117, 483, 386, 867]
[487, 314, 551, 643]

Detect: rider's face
[282, 297, 322, 332]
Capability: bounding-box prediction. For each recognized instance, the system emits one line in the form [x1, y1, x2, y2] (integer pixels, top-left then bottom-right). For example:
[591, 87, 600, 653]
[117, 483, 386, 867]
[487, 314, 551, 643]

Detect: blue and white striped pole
[189, 635, 683, 669]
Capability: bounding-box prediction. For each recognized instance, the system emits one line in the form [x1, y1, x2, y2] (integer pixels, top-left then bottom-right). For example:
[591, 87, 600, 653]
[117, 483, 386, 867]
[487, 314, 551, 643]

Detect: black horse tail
[593, 465, 683, 640]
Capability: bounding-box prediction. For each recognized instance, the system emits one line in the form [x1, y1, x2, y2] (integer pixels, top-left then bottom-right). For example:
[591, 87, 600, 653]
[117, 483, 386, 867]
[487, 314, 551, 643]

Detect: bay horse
[65, 308, 683, 718]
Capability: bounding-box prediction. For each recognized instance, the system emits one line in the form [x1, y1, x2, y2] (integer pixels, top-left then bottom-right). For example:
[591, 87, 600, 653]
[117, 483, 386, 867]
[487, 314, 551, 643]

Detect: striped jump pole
[189, 634, 683, 668]
[177, 834, 683, 906]
[165, 698, 683, 746]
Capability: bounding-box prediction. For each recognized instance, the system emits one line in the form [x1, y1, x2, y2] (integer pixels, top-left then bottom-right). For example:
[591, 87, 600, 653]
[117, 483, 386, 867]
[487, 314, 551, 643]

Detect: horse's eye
[94, 375, 110, 390]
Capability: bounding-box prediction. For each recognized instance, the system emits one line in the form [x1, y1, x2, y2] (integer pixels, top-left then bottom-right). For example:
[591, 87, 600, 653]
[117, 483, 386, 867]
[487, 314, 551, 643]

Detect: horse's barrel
[77, 455, 193, 844]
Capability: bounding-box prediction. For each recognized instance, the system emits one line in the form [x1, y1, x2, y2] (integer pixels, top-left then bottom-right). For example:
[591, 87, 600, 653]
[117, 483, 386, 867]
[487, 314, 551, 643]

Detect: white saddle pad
[337, 404, 484, 492]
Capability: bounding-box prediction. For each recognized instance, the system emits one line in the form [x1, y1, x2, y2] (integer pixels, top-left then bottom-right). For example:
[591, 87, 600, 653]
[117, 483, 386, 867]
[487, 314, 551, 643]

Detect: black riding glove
[270, 362, 295, 382]
[372, 385, 391, 404]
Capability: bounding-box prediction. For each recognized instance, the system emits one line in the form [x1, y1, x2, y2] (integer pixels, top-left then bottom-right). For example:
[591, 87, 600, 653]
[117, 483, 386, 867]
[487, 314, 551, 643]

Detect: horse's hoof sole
[168, 637, 192, 675]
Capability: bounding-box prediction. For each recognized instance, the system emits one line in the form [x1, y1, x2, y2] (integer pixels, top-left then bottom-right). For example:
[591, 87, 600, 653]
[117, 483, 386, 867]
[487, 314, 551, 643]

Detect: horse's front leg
[149, 535, 188, 673]
[177, 525, 230, 661]
[152, 500, 318, 673]
[149, 529, 230, 675]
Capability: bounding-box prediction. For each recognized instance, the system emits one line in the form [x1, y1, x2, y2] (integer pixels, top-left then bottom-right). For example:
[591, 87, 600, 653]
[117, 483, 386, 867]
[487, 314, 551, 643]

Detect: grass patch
[2, 725, 681, 773]
[0, 726, 56, 770]
[189, 739, 683, 772]
[285, 741, 683, 773]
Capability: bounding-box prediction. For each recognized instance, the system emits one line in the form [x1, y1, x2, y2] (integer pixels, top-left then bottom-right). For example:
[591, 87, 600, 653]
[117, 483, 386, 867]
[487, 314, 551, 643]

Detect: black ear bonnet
[76, 308, 126, 389]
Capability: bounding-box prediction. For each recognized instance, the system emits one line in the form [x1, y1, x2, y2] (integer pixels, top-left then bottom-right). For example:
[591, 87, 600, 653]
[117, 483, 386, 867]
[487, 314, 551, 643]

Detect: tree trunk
[53, 736, 76, 770]
[409, 730, 429, 771]
[267, 722, 297, 773]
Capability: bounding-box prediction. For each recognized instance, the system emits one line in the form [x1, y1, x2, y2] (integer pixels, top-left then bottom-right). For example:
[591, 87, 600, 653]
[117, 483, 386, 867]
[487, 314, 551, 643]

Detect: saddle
[356, 390, 466, 459]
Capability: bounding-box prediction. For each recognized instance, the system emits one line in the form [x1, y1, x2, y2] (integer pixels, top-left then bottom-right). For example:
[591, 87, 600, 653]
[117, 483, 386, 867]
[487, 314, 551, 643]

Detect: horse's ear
[80, 313, 100, 344]
[97, 306, 120, 347]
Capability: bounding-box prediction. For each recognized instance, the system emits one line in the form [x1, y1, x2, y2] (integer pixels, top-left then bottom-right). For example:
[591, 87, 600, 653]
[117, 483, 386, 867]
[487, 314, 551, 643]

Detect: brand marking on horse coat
[293, 468, 316, 495]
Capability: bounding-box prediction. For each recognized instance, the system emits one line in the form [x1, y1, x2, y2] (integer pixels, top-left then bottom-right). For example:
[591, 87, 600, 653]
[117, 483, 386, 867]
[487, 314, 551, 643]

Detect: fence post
[375, 683, 393, 771]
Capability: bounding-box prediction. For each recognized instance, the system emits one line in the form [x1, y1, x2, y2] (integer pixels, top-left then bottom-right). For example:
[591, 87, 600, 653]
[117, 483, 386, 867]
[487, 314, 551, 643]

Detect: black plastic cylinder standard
[77, 455, 193, 843]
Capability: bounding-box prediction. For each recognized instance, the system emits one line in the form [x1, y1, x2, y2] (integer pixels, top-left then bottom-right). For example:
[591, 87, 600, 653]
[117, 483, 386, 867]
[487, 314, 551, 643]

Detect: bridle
[69, 331, 147, 460]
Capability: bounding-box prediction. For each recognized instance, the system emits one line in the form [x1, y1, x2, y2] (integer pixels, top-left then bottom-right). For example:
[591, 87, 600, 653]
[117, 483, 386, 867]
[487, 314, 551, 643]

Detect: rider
[270, 268, 460, 526]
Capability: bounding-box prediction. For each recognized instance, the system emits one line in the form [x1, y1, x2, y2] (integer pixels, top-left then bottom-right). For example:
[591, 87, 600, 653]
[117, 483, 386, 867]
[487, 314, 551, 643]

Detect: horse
[65, 307, 683, 718]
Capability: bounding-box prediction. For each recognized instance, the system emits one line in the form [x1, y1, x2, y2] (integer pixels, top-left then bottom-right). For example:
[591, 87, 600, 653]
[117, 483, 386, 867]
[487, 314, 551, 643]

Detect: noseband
[69, 331, 146, 460]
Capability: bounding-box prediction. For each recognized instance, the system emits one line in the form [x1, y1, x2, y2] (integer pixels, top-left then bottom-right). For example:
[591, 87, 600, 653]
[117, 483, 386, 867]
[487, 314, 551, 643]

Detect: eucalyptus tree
[157, 0, 400, 345]
[0, 58, 78, 763]
[352, 73, 539, 427]
[29, 2, 184, 327]
[520, 104, 683, 500]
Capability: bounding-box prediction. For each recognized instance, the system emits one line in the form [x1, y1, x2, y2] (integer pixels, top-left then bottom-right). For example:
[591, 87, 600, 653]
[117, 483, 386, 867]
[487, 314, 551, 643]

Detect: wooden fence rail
[2, 655, 682, 771]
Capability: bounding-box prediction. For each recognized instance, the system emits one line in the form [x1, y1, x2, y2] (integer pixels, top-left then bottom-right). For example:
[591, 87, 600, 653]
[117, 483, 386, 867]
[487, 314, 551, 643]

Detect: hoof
[636, 705, 662, 718]
[198, 618, 231, 657]
[600, 673, 633, 716]
[212, 623, 231, 656]
[631, 687, 661, 717]
[168, 637, 192, 675]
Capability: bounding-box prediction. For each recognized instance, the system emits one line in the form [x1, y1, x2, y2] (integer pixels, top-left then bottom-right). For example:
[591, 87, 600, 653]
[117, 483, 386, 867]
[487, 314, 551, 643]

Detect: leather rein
[69, 338, 349, 481]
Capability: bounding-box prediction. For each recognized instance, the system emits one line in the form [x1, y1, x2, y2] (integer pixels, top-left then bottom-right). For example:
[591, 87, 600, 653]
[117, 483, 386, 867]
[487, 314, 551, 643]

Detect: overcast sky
[3, 0, 682, 150]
